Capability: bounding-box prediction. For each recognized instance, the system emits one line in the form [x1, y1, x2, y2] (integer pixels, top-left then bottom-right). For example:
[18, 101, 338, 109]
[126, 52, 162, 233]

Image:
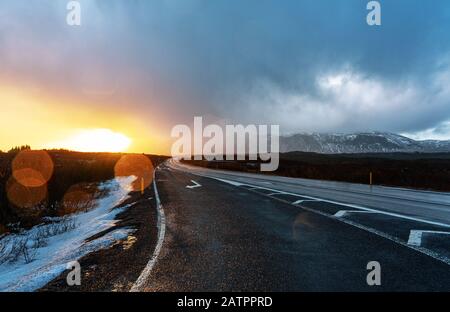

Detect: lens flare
[60, 183, 96, 215]
[114, 154, 154, 192]
[6, 176, 47, 209]
[12, 150, 54, 187]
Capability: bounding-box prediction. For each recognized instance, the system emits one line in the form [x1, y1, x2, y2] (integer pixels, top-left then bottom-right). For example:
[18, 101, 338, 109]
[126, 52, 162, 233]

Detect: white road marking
[131, 168, 166, 292]
[407, 230, 450, 247]
[334, 210, 379, 218]
[186, 180, 202, 189]
[213, 178, 244, 187]
[292, 199, 318, 205]
[334, 210, 349, 218]
[407, 231, 423, 247]
[267, 192, 287, 196]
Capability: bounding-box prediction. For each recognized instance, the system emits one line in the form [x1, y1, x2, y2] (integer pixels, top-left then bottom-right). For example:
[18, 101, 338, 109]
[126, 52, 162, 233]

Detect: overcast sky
[1, 0, 450, 143]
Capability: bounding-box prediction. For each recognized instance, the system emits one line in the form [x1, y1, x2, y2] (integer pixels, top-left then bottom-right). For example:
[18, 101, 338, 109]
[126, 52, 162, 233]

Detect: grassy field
[0, 150, 168, 234]
[182, 152, 450, 192]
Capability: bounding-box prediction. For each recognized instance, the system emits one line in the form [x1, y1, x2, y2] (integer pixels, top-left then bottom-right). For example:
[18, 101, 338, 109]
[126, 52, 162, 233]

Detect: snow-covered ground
[0, 176, 136, 292]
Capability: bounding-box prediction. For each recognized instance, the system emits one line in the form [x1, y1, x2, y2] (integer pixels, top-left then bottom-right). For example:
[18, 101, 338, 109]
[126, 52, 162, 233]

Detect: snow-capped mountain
[279, 132, 450, 154]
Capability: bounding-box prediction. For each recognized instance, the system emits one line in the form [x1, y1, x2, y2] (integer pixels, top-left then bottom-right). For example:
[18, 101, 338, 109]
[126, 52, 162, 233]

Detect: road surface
[140, 159, 450, 291]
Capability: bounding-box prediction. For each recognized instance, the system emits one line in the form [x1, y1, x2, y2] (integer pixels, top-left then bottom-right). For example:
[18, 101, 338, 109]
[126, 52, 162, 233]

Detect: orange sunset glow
[0, 84, 170, 154]
[44, 129, 131, 153]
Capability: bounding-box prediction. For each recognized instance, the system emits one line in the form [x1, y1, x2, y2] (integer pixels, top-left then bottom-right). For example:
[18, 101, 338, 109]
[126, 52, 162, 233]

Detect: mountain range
[279, 132, 450, 154]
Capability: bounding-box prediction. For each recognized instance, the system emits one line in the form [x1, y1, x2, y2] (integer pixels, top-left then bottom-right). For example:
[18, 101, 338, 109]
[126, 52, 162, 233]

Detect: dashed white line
[407, 230, 450, 247]
[292, 199, 318, 205]
[334, 210, 379, 218]
[267, 192, 287, 196]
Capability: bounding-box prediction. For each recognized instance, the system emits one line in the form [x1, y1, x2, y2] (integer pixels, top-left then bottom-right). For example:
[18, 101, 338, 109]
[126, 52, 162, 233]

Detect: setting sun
[45, 129, 132, 153]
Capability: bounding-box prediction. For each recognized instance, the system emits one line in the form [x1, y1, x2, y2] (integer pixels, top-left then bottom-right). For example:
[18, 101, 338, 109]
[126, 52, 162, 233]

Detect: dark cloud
[1, 0, 450, 137]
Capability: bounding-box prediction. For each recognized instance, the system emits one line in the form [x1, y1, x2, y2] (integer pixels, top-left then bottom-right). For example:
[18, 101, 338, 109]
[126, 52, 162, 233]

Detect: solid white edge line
[130, 166, 166, 292]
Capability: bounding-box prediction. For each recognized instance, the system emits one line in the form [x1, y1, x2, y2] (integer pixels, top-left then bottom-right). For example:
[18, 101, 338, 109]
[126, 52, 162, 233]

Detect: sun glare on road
[47, 129, 132, 153]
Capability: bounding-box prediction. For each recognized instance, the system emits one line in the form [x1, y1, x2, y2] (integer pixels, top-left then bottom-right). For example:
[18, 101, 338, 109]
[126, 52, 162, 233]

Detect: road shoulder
[39, 187, 158, 292]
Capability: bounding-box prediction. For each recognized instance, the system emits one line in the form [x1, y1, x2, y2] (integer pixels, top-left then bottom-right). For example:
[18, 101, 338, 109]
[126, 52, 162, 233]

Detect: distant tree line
[7, 145, 31, 154]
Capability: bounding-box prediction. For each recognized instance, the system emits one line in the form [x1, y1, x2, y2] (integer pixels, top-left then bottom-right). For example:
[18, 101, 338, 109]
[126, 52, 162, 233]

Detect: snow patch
[0, 176, 136, 292]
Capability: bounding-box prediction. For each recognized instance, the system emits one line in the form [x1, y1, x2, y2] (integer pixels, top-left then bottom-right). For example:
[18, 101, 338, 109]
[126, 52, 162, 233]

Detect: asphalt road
[141, 160, 450, 291]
